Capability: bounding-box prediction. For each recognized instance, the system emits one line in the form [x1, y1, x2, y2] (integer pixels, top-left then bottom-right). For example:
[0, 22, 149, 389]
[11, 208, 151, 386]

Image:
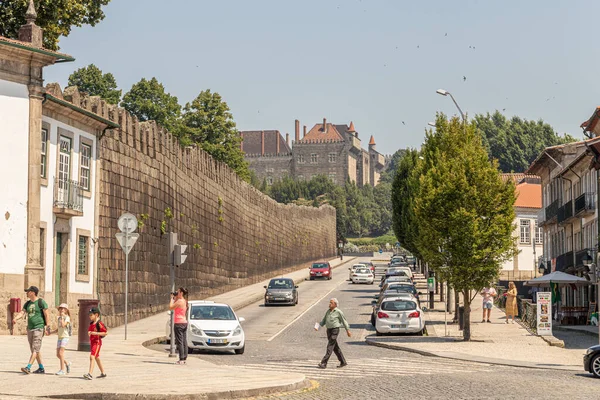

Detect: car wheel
[309, 277, 314, 281]
[370, 315, 375, 326]
[235, 345, 245, 355]
[295, 295, 298, 305]
[264, 302, 269, 307]
[592, 354, 600, 378]
[376, 330, 383, 336]
[328, 275, 332, 280]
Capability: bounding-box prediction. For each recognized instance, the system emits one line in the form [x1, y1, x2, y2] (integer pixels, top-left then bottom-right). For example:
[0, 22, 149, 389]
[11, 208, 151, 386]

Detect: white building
[0, 3, 118, 331]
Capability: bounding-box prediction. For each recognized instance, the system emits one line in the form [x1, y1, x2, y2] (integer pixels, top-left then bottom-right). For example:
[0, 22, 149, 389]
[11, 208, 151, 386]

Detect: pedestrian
[480, 285, 497, 323]
[505, 282, 518, 324]
[315, 298, 351, 369]
[48, 303, 72, 375]
[83, 307, 107, 380]
[12, 286, 49, 374]
[169, 287, 188, 365]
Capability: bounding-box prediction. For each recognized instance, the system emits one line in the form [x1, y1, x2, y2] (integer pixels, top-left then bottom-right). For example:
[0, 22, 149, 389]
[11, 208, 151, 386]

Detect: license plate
[391, 324, 407, 329]
[316, 273, 322, 276]
[208, 339, 228, 344]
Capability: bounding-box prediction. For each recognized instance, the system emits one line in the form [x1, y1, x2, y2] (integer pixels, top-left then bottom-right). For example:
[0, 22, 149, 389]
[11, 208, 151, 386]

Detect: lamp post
[436, 89, 467, 136]
[582, 252, 598, 343]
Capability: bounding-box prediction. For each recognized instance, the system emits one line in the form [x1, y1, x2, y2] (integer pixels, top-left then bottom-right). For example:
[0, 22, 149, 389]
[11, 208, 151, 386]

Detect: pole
[124, 231, 129, 340]
[168, 232, 177, 358]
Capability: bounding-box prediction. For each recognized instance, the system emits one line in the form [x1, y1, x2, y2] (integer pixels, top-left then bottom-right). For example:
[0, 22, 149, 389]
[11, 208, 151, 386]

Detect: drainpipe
[91, 238, 100, 304]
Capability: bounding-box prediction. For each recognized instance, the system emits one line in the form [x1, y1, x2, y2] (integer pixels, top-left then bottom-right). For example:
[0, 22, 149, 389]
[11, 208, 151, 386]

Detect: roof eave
[44, 94, 119, 129]
[0, 40, 74, 62]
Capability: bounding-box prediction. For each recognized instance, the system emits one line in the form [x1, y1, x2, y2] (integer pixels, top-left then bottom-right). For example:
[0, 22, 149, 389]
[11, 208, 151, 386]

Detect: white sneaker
[56, 370, 66, 376]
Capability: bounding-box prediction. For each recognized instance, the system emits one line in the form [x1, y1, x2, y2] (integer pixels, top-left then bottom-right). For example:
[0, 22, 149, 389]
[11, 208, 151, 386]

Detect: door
[55, 232, 62, 306]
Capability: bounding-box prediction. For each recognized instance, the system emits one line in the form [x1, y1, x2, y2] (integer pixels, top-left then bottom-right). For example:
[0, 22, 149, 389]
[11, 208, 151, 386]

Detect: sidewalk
[367, 292, 586, 371]
[0, 256, 354, 400]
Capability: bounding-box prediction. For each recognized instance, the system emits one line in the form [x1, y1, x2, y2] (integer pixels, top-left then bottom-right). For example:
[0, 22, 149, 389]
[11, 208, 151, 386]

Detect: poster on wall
[537, 292, 552, 336]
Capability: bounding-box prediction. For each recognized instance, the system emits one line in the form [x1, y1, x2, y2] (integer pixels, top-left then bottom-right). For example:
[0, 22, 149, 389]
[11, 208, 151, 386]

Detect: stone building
[241, 119, 386, 186]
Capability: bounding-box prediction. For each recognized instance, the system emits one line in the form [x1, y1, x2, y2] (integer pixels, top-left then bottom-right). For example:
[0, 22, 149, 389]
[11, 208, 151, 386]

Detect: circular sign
[379, 249, 383, 254]
[118, 213, 138, 233]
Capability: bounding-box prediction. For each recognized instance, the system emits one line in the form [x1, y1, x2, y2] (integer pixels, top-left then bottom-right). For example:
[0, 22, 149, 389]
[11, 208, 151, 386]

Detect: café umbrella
[524, 271, 589, 287]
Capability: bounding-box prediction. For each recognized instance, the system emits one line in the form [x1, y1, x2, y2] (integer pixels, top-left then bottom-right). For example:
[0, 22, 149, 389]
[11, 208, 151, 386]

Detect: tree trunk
[440, 279, 444, 302]
[463, 289, 471, 341]
[435, 272, 439, 294]
[447, 284, 454, 313]
[453, 291, 460, 321]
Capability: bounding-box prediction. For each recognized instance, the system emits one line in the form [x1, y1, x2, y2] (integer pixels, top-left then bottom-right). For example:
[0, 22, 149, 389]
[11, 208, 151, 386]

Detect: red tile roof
[515, 182, 542, 209]
[348, 121, 356, 132]
[300, 123, 344, 142]
[240, 130, 291, 155]
[369, 135, 376, 145]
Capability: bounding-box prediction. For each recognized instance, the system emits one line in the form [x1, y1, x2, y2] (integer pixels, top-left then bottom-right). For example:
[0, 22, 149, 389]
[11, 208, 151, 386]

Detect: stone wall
[63, 91, 337, 328]
[245, 153, 293, 184]
[293, 141, 348, 185]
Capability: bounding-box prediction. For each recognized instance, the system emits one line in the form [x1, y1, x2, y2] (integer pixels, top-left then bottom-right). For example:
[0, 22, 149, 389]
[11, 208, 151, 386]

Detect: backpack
[24, 298, 47, 326]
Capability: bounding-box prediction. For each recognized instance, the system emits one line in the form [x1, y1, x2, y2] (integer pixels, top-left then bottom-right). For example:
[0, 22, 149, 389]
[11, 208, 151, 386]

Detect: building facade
[241, 119, 386, 187]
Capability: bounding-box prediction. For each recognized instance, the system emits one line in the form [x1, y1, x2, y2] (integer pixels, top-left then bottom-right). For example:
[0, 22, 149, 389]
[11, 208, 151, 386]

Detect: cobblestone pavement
[151, 263, 600, 400]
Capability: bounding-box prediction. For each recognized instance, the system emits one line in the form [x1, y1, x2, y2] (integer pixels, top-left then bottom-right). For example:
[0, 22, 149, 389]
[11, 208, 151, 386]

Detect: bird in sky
[402, 121, 406, 125]
[417, 45, 420, 48]
[502, 108, 506, 112]
[445, 33, 447, 36]
[463, 76, 467, 82]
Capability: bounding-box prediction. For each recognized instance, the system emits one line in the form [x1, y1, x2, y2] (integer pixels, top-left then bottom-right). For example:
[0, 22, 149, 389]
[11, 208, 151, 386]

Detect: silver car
[264, 278, 298, 306]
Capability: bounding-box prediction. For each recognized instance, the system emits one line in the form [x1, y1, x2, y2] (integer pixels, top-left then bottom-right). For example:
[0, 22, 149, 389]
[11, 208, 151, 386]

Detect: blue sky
[45, 0, 598, 154]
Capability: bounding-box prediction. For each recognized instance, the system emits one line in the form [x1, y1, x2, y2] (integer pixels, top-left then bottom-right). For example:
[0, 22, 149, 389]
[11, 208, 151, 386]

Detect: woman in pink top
[169, 287, 188, 364]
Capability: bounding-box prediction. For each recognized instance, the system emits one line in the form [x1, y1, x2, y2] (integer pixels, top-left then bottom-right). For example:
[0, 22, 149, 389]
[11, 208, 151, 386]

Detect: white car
[375, 296, 425, 336]
[349, 263, 368, 280]
[166, 300, 246, 354]
[351, 267, 374, 284]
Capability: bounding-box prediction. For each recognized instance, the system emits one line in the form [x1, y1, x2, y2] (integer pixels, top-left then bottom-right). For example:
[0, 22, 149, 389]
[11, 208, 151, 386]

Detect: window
[328, 172, 336, 181]
[520, 219, 530, 244]
[58, 136, 72, 183]
[80, 143, 92, 190]
[297, 155, 305, 164]
[535, 221, 543, 244]
[41, 128, 48, 178]
[298, 175, 304, 181]
[281, 169, 288, 175]
[311, 153, 318, 163]
[266, 177, 273, 185]
[77, 235, 89, 276]
[328, 153, 337, 163]
[266, 167, 274, 173]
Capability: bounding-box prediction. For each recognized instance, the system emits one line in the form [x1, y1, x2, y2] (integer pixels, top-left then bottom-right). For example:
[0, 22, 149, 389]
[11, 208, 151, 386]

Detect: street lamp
[436, 89, 466, 122]
[428, 122, 436, 128]
[582, 253, 599, 344]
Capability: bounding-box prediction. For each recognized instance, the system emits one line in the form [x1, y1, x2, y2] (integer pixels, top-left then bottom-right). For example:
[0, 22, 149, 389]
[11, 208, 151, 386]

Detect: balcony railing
[537, 208, 546, 226]
[575, 248, 595, 267]
[556, 250, 574, 272]
[53, 178, 83, 215]
[574, 192, 595, 216]
[557, 200, 573, 224]
[545, 199, 559, 222]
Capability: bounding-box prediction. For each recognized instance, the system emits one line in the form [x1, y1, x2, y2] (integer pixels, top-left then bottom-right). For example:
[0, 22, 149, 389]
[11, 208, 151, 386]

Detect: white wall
[41, 116, 96, 296]
[501, 213, 542, 272]
[0, 80, 29, 275]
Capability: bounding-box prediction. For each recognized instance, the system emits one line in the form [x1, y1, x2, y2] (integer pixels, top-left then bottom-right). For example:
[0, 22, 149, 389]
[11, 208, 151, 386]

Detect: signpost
[536, 292, 552, 336]
[116, 213, 139, 340]
[427, 277, 435, 310]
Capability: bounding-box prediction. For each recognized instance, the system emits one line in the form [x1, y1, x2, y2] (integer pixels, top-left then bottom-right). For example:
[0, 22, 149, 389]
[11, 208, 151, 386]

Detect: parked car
[357, 261, 375, 273]
[166, 300, 246, 354]
[380, 275, 411, 288]
[387, 266, 413, 280]
[584, 345, 600, 378]
[309, 261, 332, 280]
[351, 267, 374, 284]
[264, 278, 298, 306]
[380, 269, 411, 285]
[375, 297, 425, 336]
[371, 291, 415, 325]
[377, 282, 418, 301]
[349, 263, 368, 280]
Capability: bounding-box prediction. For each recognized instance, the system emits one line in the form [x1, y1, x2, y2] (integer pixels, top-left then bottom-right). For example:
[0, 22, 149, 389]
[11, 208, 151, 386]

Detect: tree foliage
[379, 148, 407, 184]
[121, 77, 181, 133]
[391, 148, 420, 257]
[67, 64, 121, 105]
[0, 0, 111, 51]
[178, 90, 251, 182]
[474, 111, 576, 173]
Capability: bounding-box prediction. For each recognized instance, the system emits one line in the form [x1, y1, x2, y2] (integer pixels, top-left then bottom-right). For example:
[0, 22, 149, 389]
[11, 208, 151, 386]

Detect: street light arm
[448, 93, 465, 121]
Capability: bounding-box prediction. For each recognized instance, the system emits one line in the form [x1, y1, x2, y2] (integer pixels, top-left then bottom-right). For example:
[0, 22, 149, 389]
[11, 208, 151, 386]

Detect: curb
[41, 378, 313, 400]
[365, 338, 580, 371]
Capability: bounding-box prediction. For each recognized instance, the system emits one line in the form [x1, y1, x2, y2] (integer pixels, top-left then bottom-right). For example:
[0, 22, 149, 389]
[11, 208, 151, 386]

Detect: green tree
[179, 89, 251, 182]
[391, 148, 421, 257]
[67, 64, 121, 104]
[474, 111, 576, 172]
[415, 115, 516, 340]
[121, 77, 181, 133]
[0, 0, 111, 51]
[379, 148, 407, 184]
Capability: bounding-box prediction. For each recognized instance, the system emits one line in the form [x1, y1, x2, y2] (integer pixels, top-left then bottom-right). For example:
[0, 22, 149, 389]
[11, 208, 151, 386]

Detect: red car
[309, 261, 332, 280]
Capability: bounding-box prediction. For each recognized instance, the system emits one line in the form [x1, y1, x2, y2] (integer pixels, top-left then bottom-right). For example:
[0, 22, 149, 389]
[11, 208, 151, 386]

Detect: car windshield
[382, 300, 417, 311]
[356, 268, 370, 274]
[387, 270, 408, 276]
[389, 284, 415, 293]
[190, 305, 236, 320]
[312, 263, 328, 269]
[268, 279, 293, 289]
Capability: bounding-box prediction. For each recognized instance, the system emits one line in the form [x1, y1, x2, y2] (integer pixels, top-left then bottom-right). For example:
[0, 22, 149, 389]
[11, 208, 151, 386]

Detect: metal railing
[545, 199, 559, 222]
[557, 200, 573, 224]
[574, 192, 595, 216]
[537, 208, 546, 225]
[556, 250, 574, 272]
[575, 248, 595, 267]
[53, 178, 83, 212]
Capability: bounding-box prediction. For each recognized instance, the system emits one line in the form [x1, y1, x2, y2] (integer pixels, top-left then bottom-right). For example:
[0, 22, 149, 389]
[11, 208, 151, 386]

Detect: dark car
[309, 261, 332, 280]
[264, 278, 298, 306]
[584, 345, 600, 377]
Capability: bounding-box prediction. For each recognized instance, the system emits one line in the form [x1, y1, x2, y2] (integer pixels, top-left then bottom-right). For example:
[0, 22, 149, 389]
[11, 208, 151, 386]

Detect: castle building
[241, 119, 386, 186]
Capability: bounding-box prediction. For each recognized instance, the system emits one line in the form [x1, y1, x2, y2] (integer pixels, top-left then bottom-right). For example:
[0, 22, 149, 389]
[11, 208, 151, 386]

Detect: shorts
[483, 302, 493, 309]
[90, 342, 102, 358]
[57, 338, 69, 348]
[27, 328, 44, 353]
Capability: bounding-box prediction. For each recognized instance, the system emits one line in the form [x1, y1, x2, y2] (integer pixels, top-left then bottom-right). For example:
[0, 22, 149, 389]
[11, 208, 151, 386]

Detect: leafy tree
[415, 115, 516, 340]
[67, 64, 121, 104]
[379, 148, 407, 184]
[179, 89, 251, 182]
[474, 111, 576, 172]
[0, 0, 111, 51]
[391, 148, 420, 257]
[121, 77, 181, 133]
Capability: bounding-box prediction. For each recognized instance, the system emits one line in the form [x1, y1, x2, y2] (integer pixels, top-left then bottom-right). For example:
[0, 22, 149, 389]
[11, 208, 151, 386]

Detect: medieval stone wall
[245, 154, 293, 184]
[59, 88, 336, 328]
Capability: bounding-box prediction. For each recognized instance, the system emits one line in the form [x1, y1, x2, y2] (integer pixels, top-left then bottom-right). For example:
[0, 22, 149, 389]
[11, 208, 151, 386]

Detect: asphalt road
[150, 258, 600, 400]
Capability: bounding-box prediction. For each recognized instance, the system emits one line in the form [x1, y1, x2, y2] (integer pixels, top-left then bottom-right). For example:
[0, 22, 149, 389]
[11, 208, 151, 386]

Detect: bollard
[78, 299, 99, 351]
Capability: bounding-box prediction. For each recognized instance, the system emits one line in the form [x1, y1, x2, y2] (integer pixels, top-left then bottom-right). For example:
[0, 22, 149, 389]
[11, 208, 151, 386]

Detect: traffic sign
[427, 277, 435, 292]
[395, 242, 400, 247]
[118, 213, 138, 233]
[115, 232, 139, 255]
[379, 249, 383, 254]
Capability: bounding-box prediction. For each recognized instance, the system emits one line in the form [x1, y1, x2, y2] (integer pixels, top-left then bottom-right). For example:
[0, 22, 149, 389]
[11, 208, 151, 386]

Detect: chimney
[261, 130, 265, 155]
[276, 133, 280, 154]
[18, 0, 43, 47]
[286, 133, 290, 149]
[303, 125, 307, 138]
[323, 118, 327, 132]
[295, 119, 300, 142]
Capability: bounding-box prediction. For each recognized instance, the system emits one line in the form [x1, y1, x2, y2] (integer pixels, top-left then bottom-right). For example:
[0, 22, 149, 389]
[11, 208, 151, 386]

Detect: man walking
[12, 286, 49, 374]
[480, 285, 497, 323]
[315, 298, 351, 369]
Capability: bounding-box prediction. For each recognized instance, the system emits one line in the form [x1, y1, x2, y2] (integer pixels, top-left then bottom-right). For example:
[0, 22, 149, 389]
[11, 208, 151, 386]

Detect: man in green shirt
[12, 286, 49, 374]
[316, 298, 351, 369]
